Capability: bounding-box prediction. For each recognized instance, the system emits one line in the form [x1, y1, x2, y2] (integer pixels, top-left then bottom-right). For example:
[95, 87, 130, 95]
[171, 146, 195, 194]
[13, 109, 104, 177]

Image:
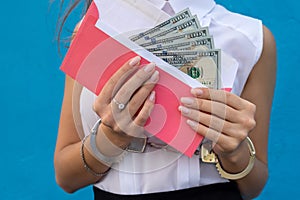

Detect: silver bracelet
[90, 119, 128, 166]
[80, 135, 110, 177]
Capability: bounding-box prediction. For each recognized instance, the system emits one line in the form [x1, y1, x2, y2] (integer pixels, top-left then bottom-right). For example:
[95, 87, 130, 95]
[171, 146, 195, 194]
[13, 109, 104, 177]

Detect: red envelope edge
[60, 2, 203, 157]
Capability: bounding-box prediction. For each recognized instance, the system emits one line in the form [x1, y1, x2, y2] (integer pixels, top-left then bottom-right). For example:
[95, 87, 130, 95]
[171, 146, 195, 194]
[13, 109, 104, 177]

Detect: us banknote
[146, 36, 214, 52]
[130, 8, 193, 42]
[134, 15, 202, 45]
[153, 50, 221, 89]
[138, 28, 209, 47]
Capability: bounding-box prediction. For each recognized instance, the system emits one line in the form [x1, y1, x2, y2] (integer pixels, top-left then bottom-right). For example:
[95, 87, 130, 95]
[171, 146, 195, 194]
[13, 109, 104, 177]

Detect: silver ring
[112, 98, 125, 110]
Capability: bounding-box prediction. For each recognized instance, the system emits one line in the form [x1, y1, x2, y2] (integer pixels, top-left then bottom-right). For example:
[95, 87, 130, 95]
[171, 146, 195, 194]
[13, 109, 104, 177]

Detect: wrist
[98, 123, 132, 150]
[97, 121, 148, 154]
[218, 140, 249, 164]
[94, 124, 130, 159]
[215, 137, 256, 180]
[87, 119, 131, 166]
[81, 135, 111, 177]
[217, 139, 252, 174]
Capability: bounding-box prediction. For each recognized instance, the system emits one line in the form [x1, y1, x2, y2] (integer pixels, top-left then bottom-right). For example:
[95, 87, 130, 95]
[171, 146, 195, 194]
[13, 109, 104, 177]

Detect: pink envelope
[60, 1, 232, 157]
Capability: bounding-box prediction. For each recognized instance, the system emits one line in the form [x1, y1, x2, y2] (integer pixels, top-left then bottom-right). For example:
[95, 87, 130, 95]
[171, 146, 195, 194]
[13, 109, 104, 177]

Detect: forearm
[54, 124, 132, 193]
[218, 141, 268, 199]
[236, 158, 268, 199]
[54, 139, 110, 193]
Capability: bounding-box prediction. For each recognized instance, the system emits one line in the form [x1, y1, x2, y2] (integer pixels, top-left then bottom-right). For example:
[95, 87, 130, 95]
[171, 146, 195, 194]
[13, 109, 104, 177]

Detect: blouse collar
[147, 0, 216, 19]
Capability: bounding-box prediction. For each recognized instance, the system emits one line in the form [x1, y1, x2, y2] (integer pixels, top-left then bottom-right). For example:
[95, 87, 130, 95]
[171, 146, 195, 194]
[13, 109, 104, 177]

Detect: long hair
[56, 0, 92, 53]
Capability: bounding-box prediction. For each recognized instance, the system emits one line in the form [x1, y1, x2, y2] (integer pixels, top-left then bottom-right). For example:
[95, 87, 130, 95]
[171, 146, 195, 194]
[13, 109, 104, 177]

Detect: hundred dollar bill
[139, 28, 209, 47]
[130, 8, 193, 42]
[135, 15, 202, 45]
[146, 36, 214, 52]
[154, 50, 221, 89]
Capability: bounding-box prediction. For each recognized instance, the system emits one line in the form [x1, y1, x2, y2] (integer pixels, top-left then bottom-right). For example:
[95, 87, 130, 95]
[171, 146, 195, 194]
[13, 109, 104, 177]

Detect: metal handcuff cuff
[90, 119, 256, 180]
[200, 137, 256, 180]
[90, 118, 155, 165]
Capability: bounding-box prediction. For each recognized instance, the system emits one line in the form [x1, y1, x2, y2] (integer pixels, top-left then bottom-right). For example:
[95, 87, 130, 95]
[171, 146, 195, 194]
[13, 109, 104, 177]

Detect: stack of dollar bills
[130, 8, 220, 89]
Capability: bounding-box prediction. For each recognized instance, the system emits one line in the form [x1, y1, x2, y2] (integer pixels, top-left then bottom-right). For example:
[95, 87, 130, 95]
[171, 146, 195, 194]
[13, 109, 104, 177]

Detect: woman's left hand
[179, 88, 256, 156]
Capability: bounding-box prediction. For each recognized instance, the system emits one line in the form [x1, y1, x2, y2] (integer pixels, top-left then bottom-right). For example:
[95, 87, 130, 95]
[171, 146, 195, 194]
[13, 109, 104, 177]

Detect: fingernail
[129, 56, 141, 67]
[187, 120, 198, 128]
[178, 106, 190, 114]
[191, 88, 203, 96]
[180, 97, 194, 105]
[150, 71, 159, 82]
[144, 63, 156, 72]
[149, 91, 156, 102]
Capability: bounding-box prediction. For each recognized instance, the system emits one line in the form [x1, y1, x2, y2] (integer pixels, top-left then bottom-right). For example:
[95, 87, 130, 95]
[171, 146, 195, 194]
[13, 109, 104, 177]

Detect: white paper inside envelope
[220, 51, 238, 91]
[94, 0, 171, 37]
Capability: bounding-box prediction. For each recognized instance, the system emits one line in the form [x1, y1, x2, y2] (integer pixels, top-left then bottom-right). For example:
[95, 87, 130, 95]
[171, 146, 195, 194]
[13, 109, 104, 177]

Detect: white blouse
[78, 0, 263, 195]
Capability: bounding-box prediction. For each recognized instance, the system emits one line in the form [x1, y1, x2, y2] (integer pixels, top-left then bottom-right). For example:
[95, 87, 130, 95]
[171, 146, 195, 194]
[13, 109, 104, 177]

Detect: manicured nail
[129, 56, 141, 67]
[180, 97, 194, 105]
[178, 106, 190, 114]
[187, 120, 198, 128]
[191, 88, 203, 96]
[150, 71, 159, 82]
[149, 91, 156, 102]
[144, 63, 156, 72]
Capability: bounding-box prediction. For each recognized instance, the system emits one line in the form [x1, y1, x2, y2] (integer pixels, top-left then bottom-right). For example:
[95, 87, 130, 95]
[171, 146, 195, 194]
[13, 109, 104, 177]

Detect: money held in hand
[153, 50, 221, 89]
[130, 8, 222, 89]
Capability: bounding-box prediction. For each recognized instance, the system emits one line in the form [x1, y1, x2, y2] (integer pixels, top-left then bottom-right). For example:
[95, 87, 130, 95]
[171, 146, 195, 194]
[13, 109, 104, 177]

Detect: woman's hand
[179, 88, 256, 157]
[93, 56, 159, 142]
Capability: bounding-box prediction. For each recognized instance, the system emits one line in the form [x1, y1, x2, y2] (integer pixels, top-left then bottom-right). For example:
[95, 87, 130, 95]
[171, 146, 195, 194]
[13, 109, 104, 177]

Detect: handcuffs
[90, 119, 256, 180]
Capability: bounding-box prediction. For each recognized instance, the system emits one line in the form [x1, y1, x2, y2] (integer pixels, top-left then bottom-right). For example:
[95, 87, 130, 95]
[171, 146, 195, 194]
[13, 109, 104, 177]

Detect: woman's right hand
[93, 56, 159, 146]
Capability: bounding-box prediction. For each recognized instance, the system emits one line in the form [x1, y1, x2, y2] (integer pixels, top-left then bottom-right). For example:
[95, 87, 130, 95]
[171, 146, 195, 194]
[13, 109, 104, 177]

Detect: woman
[54, 0, 276, 199]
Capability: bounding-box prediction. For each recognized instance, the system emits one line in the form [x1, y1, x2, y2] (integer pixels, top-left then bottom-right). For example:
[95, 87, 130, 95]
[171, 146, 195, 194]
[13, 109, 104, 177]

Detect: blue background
[0, 0, 298, 199]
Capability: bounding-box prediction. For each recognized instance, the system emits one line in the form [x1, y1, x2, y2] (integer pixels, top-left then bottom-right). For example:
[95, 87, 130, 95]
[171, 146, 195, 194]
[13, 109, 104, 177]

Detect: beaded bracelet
[80, 135, 110, 177]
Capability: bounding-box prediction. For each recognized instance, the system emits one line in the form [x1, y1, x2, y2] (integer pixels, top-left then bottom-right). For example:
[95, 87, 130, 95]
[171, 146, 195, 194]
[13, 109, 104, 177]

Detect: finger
[179, 104, 249, 142]
[191, 88, 247, 110]
[180, 97, 240, 123]
[98, 56, 141, 104]
[128, 71, 159, 115]
[108, 68, 157, 135]
[134, 91, 156, 127]
[122, 91, 156, 138]
[186, 119, 242, 153]
[113, 63, 156, 105]
[186, 119, 227, 145]
[178, 106, 233, 135]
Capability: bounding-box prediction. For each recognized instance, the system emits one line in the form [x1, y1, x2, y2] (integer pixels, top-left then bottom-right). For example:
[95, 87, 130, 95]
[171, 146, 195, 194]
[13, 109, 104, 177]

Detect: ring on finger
[112, 98, 126, 110]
